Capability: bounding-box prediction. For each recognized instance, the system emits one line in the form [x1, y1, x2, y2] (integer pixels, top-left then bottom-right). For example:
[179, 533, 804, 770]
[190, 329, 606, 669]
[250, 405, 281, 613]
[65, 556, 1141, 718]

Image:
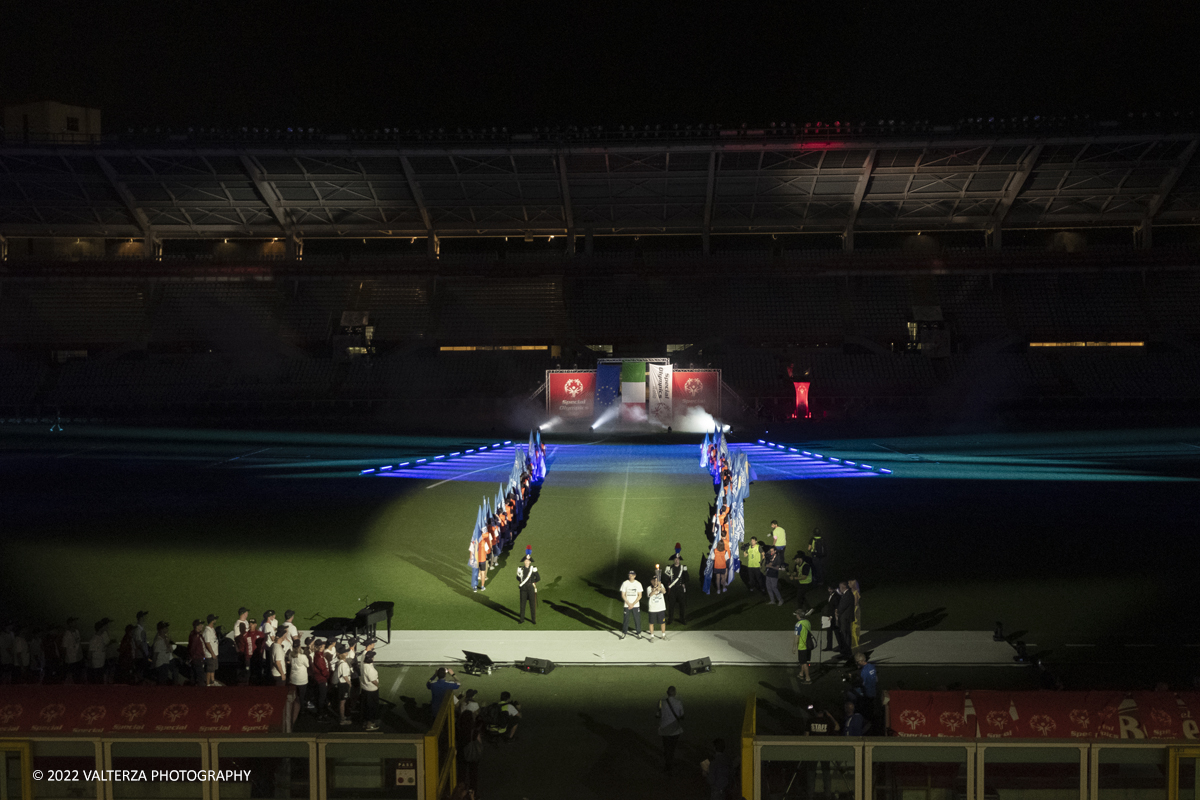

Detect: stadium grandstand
[2, 108, 1200, 428]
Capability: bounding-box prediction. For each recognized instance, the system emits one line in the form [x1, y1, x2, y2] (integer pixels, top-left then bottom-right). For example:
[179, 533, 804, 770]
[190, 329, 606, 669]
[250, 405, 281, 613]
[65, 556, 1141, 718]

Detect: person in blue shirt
[855, 652, 878, 721]
[426, 667, 461, 718]
[841, 701, 866, 736]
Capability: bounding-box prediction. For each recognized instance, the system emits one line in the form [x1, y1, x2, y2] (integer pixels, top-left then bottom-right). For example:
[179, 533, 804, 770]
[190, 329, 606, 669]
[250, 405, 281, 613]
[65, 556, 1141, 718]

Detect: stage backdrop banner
[672, 370, 721, 420]
[648, 363, 673, 426]
[619, 361, 647, 422]
[0, 685, 287, 735]
[546, 371, 596, 420]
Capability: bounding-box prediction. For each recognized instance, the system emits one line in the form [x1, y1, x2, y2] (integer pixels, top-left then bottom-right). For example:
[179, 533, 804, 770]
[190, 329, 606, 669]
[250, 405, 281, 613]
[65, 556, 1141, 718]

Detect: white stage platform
[303, 628, 1018, 668]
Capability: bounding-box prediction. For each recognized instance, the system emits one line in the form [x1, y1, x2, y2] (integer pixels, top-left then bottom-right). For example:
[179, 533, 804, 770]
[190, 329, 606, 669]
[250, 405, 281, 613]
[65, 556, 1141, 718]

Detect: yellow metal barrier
[423, 698, 457, 800]
[741, 693, 756, 800]
[0, 740, 32, 800]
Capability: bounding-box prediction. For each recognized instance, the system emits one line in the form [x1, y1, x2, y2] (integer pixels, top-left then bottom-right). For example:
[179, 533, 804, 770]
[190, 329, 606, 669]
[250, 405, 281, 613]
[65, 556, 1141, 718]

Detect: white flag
[648, 363, 673, 427]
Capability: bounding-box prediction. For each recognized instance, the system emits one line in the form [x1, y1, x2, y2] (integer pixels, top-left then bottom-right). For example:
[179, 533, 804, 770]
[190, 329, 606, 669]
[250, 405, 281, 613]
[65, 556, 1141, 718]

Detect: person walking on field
[763, 546, 784, 606]
[794, 609, 814, 684]
[657, 686, 684, 773]
[713, 540, 730, 594]
[770, 520, 787, 561]
[742, 537, 764, 593]
[619, 570, 644, 640]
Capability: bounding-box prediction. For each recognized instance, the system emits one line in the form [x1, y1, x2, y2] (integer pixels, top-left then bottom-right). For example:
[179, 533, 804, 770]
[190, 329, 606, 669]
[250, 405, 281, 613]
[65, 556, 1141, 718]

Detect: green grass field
[2, 425, 1198, 660]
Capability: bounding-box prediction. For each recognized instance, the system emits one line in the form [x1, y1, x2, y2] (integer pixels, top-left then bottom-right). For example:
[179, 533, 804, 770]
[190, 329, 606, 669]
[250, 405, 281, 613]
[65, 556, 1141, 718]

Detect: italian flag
[620, 361, 647, 421]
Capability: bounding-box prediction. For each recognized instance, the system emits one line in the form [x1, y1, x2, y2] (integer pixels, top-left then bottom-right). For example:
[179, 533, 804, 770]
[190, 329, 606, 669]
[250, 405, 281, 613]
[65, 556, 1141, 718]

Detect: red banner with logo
[888, 691, 968, 737]
[793, 381, 811, 419]
[890, 691, 1200, 739]
[0, 685, 287, 735]
[546, 371, 596, 420]
[672, 370, 721, 420]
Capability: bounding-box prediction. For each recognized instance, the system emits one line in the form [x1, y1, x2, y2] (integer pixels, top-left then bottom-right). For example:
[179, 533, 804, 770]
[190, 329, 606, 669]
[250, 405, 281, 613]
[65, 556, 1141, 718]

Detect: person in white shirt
[202, 615, 222, 687]
[270, 631, 293, 687]
[259, 611, 278, 683]
[360, 651, 381, 730]
[88, 618, 112, 684]
[619, 570, 645, 640]
[282, 610, 300, 645]
[288, 641, 310, 727]
[152, 622, 176, 685]
[333, 648, 353, 725]
[647, 576, 668, 640]
[62, 617, 84, 684]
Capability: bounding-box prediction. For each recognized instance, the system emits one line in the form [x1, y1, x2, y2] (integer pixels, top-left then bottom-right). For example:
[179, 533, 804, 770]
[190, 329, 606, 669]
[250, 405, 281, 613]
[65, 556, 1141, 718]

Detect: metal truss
[1, 131, 1197, 245]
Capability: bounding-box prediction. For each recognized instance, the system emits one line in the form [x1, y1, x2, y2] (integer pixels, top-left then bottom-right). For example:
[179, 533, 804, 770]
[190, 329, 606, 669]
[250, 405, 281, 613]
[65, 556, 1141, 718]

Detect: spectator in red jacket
[311, 639, 332, 718]
[187, 620, 205, 686]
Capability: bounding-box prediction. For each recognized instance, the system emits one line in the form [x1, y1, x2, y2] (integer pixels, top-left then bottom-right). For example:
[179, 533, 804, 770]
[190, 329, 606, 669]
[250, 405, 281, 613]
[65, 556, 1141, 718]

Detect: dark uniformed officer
[663, 555, 689, 625]
[515, 554, 539, 624]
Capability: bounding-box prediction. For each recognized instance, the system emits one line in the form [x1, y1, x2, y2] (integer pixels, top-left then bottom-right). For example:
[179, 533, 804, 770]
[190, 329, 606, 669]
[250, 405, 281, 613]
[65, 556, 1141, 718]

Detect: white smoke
[674, 406, 730, 433]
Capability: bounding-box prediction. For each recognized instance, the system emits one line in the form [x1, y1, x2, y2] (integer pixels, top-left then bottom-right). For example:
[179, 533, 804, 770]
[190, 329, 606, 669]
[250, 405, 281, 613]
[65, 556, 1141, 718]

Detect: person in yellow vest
[770, 520, 787, 560]
[849, 578, 862, 649]
[793, 609, 813, 683]
[742, 537, 764, 594]
[787, 552, 814, 609]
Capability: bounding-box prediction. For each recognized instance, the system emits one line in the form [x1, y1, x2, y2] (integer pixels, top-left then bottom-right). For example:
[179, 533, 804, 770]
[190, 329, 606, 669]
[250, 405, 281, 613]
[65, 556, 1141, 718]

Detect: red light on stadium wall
[792, 382, 811, 419]
[799, 141, 845, 150]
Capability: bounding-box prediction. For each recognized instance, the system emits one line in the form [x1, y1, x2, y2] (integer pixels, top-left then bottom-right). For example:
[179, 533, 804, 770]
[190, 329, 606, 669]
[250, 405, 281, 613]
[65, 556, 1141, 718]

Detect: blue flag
[595, 363, 622, 413]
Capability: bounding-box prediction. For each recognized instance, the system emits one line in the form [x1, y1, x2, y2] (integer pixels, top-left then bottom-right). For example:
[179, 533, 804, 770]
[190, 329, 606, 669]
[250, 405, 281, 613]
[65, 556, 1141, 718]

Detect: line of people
[470, 435, 546, 593]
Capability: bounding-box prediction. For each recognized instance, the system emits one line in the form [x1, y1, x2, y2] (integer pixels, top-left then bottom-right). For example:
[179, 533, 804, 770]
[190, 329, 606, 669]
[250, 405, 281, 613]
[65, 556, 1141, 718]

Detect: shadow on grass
[576, 711, 660, 781]
[398, 551, 520, 622]
[875, 607, 948, 632]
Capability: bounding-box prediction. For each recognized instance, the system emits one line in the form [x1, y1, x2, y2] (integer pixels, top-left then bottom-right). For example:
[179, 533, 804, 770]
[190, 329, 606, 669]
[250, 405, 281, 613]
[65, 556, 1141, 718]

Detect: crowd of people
[469, 432, 546, 594]
[0, 608, 385, 731]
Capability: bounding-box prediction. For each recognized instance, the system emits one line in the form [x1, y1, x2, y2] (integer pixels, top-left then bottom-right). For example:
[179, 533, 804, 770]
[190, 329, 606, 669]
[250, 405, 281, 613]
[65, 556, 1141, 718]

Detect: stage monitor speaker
[684, 657, 712, 675]
[518, 656, 555, 675]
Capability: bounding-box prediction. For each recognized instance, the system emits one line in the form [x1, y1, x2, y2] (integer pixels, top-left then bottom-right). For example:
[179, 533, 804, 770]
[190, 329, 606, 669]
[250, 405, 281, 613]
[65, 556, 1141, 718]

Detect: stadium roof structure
[1, 124, 1198, 249]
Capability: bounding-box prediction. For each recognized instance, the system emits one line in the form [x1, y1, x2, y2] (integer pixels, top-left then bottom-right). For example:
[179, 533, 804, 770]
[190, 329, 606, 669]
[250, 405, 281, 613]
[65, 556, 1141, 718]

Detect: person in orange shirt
[474, 534, 491, 592]
[713, 540, 730, 594]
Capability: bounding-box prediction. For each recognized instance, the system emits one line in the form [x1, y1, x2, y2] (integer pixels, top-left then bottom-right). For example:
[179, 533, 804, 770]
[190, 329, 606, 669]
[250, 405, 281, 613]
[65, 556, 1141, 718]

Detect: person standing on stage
[835, 581, 855, 659]
[808, 528, 827, 586]
[794, 609, 814, 684]
[515, 554, 539, 624]
[713, 540, 730, 594]
[664, 555, 689, 625]
[618, 570, 644, 640]
[770, 520, 787, 561]
[646, 576, 668, 639]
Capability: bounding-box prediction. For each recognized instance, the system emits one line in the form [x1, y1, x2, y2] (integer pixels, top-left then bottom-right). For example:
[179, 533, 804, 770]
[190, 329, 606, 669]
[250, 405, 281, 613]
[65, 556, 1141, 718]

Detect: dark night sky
[3, 1, 1198, 131]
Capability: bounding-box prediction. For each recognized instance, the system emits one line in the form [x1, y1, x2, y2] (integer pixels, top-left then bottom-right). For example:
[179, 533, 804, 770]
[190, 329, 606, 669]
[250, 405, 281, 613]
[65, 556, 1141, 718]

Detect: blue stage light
[361, 468, 375, 474]
[802, 451, 811, 456]
[416, 458, 427, 463]
[434, 455, 445, 459]
[465, 449, 475, 454]
[845, 461, 856, 466]
[880, 469, 892, 474]
[860, 464, 872, 469]
[757, 439, 765, 443]
[450, 452, 461, 457]
[788, 447, 798, 452]
[504, 440, 513, 445]
[398, 462, 409, 467]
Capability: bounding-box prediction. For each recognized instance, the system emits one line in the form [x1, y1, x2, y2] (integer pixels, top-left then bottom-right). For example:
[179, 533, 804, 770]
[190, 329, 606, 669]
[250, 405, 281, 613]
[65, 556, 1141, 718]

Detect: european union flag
[595, 362, 622, 413]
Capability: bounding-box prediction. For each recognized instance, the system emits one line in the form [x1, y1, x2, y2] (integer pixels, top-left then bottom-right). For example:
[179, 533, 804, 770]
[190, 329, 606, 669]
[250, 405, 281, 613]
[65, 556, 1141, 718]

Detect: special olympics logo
[39, 704, 66, 723]
[1068, 709, 1089, 728]
[684, 378, 704, 397]
[80, 706, 106, 726]
[120, 704, 147, 723]
[899, 710, 926, 730]
[1029, 714, 1057, 736]
[1150, 708, 1172, 726]
[206, 704, 233, 723]
[564, 379, 584, 397]
[162, 704, 189, 723]
[248, 703, 274, 723]
[985, 711, 1010, 730]
[939, 711, 966, 732]
[0, 704, 23, 724]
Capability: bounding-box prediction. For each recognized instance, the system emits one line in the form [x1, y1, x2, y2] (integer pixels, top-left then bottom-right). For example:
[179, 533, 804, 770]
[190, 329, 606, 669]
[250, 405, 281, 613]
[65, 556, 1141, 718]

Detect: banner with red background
[888, 691, 969, 737]
[546, 371, 596, 420]
[0, 686, 287, 735]
[890, 691, 1200, 740]
[672, 370, 721, 420]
